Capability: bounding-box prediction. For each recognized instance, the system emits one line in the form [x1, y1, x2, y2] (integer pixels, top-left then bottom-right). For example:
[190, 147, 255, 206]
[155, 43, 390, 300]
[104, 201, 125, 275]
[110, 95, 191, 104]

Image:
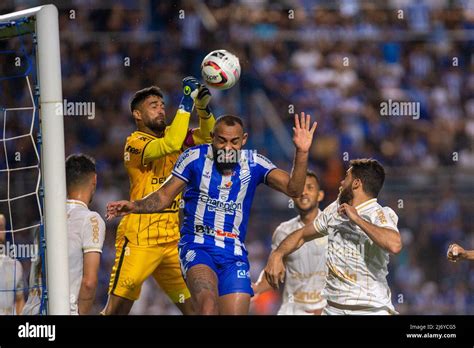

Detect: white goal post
[0, 5, 69, 314]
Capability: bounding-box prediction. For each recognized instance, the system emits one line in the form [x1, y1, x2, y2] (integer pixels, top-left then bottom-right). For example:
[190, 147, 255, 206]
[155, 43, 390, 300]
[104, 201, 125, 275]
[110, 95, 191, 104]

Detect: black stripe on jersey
[147, 215, 151, 246]
[111, 238, 129, 295]
[160, 209, 179, 214]
[140, 139, 153, 166]
[164, 215, 171, 243]
[137, 214, 142, 246]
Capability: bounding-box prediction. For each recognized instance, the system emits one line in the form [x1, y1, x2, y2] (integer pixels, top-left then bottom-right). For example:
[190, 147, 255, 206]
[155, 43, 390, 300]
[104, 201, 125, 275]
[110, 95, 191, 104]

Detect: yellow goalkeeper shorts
[108, 236, 190, 303]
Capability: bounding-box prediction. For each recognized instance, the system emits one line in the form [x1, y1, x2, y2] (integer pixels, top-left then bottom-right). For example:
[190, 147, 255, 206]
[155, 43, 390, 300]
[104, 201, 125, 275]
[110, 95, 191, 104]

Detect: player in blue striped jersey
[107, 112, 317, 314]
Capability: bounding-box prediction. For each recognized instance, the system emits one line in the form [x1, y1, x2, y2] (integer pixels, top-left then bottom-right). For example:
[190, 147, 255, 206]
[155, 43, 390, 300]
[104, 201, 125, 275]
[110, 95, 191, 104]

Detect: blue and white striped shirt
[172, 144, 276, 256]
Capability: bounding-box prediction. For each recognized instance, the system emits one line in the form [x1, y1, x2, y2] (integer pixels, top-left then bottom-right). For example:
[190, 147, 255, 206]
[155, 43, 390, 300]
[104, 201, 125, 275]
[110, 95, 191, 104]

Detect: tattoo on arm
[134, 192, 161, 214]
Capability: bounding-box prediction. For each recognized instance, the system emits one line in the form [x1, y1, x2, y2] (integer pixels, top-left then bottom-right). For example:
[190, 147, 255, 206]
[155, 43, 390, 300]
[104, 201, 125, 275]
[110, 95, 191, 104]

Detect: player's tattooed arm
[106, 175, 186, 219]
[133, 192, 163, 214]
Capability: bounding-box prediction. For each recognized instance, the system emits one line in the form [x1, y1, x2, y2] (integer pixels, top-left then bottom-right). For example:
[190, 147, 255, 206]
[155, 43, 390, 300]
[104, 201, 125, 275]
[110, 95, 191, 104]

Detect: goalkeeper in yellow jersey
[103, 77, 215, 314]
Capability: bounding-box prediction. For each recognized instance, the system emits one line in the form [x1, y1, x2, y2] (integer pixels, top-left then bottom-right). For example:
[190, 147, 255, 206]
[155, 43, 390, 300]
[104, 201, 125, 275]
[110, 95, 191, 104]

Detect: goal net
[0, 5, 69, 315]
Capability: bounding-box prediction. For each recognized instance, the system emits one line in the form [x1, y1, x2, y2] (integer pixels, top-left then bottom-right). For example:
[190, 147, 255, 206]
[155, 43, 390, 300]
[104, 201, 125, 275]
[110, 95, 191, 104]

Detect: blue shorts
[178, 241, 253, 297]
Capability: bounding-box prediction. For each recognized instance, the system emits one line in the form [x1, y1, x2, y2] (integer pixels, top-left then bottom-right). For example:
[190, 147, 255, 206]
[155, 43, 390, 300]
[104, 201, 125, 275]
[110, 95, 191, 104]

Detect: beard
[146, 118, 166, 134]
[338, 185, 354, 205]
[213, 146, 239, 173]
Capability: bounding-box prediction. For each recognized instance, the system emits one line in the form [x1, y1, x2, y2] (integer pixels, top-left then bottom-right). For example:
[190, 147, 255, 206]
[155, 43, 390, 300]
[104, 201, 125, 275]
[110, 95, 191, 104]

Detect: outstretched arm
[143, 77, 200, 163]
[190, 85, 216, 146]
[264, 223, 323, 289]
[266, 112, 317, 197]
[106, 175, 186, 219]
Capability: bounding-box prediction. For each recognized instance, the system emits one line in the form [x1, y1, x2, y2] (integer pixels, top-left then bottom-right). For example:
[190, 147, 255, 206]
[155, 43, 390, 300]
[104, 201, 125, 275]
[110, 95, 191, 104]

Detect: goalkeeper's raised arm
[183, 84, 216, 148]
[141, 76, 214, 164]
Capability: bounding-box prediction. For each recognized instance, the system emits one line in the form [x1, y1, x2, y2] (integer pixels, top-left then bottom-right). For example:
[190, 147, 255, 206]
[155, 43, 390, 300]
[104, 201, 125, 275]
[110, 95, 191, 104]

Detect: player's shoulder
[381, 205, 399, 223]
[252, 151, 275, 168]
[323, 200, 339, 215]
[125, 131, 156, 156]
[180, 143, 209, 160]
[86, 210, 105, 223]
[174, 144, 208, 171]
[164, 126, 193, 135]
[76, 208, 105, 230]
[128, 130, 156, 142]
[274, 216, 300, 236]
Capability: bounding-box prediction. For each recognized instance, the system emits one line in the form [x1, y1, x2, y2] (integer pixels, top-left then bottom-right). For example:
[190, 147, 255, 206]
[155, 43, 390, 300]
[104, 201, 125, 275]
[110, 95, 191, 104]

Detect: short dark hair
[130, 86, 163, 113]
[66, 154, 96, 189]
[214, 114, 244, 130]
[349, 158, 385, 198]
[306, 170, 321, 188]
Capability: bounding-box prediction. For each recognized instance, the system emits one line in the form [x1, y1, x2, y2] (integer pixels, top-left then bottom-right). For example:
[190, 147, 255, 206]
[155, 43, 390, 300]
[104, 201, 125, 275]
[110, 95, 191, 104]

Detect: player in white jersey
[265, 159, 402, 315]
[0, 214, 25, 315]
[253, 172, 327, 315]
[65, 154, 106, 315]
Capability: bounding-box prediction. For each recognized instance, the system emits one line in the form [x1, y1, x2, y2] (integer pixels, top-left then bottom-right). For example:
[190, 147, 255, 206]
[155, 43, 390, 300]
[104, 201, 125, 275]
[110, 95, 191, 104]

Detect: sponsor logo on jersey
[151, 176, 168, 185]
[293, 290, 323, 304]
[376, 209, 387, 224]
[200, 194, 241, 213]
[218, 181, 233, 190]
[195, 224, 238, 239]
[90, 216, 100, 243]
[126, 145, 141, 155]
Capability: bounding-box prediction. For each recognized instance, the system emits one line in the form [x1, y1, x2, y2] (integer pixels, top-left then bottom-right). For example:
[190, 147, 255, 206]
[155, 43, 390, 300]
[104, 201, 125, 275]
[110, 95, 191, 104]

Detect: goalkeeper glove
[178, 76, 200, 113]
[195, 85, 212, 114]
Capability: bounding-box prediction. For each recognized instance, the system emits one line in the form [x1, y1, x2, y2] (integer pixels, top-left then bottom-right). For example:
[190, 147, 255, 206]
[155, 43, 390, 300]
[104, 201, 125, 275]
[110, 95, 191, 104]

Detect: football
[201, 49, 241, 90]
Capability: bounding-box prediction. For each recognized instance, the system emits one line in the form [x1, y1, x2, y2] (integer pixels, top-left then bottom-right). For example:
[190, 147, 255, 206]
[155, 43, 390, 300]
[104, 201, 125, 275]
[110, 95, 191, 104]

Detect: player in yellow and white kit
[265, 159, 402, 315]
[103, 77, 215, 315]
